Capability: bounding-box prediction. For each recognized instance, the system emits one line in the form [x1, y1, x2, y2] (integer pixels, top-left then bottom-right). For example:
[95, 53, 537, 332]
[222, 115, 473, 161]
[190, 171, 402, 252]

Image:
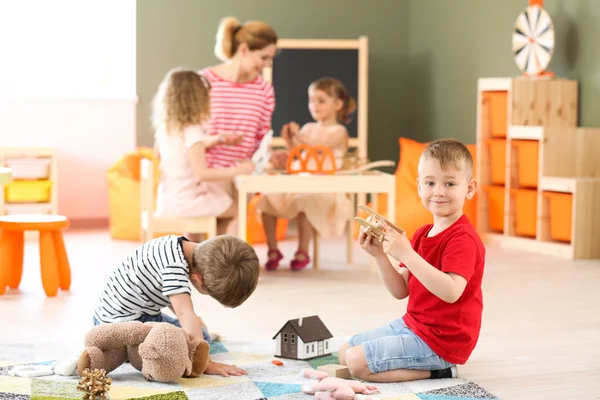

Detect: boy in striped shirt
[92, 234, 259, 377]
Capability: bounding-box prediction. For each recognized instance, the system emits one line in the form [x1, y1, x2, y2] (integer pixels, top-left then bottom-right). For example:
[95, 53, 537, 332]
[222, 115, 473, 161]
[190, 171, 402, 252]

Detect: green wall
[136, 0, 409, 169]
[137, 0, 600, 164]
[407, 0, 600, 143]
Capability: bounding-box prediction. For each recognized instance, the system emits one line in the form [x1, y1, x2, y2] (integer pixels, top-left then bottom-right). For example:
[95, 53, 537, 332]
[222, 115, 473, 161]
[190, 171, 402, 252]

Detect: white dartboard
[512, 4, 555, 76]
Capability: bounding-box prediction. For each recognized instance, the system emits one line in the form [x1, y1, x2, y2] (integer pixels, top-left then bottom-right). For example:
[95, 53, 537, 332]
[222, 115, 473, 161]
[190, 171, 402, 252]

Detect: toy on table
[286, 144, 337, 175]
[77, 368, 112, 400]
[252, 129, 274, 175]
[77, 321, 209, 383]
[353, 204, 404, 243]
[335, 159, 395, 175]
[301, 368, 380, 400]
[273, 315, 333, 360]
[285, 142, 396, 176]
[264, 154, 396, 175]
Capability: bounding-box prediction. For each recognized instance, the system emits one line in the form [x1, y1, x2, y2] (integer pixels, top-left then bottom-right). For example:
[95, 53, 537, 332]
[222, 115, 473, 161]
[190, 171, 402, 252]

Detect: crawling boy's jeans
[93, 313, 212, 344]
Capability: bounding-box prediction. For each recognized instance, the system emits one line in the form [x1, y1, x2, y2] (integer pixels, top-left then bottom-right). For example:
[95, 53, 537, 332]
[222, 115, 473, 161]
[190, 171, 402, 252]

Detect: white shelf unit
[0, 146, 58, 219]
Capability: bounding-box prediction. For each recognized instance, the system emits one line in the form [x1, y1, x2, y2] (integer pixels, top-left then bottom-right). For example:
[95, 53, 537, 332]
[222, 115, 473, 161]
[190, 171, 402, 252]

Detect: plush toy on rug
[77, 321, 210, 383]
[300, 368, 380, 400]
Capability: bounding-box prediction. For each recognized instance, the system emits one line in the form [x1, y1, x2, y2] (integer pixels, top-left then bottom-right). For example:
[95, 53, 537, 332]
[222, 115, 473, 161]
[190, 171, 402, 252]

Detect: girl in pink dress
[152, 68, 255, 238]
[257, 78, 357, 270]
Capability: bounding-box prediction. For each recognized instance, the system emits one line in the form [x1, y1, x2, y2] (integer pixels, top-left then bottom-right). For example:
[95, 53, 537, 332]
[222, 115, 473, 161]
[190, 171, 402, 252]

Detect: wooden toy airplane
[353, 204, 404, 243]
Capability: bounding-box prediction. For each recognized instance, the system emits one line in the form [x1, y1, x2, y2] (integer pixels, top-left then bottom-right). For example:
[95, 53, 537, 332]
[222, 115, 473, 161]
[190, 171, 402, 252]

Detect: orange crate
[542, 191, 572, 242]
[511, 188, 537, 237]
[483, 185, 505, 232]
[485, 91, 508, 137]
[485, 139, 506, 185]
[512, 140, 539, 188]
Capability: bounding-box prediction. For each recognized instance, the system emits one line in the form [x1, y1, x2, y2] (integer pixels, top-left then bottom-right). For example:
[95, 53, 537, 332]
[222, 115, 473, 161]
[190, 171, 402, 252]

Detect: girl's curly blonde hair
[152, 67, 211, 137]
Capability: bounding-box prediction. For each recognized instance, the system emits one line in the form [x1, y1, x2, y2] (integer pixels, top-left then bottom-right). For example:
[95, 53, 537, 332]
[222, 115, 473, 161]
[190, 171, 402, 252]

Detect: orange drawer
[511, 188, 537, 237]
[483, 185, 505, 232]
[512, 140, 539, 188]
[485, 139, 506, 185]
[483, 91, 508, 137]
[543, 191, 572, 242]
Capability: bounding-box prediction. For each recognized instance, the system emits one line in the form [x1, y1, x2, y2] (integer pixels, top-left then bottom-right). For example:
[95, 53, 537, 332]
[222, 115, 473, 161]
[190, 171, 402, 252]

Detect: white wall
[0, 98, 136, 220]
[0, 0, 136, 221]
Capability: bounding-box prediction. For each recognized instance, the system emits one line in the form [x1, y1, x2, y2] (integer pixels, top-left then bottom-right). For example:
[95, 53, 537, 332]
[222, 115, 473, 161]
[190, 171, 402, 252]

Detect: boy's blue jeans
[93, 313, 212, 344]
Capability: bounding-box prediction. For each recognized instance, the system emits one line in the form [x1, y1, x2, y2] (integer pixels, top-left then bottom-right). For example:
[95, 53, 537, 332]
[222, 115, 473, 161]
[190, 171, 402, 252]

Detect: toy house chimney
[299, 317, 303, 327]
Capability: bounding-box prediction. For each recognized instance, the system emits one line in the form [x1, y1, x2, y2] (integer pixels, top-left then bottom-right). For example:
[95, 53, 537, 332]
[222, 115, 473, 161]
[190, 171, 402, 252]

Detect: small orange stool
[0, 214, 71, 297]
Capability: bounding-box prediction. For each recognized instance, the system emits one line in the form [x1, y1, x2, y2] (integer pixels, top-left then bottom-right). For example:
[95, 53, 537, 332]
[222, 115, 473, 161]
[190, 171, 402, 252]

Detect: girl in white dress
[257, 77, 356, 270]
[152, 68, 255, 238]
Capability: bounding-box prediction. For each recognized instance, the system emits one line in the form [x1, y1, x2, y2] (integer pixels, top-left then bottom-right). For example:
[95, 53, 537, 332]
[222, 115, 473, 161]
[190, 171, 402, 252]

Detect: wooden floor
[1, 228, 599, 399]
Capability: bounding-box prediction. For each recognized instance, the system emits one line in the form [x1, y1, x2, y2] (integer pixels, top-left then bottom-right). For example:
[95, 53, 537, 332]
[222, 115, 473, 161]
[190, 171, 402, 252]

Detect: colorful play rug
[0, 341, 498, 399]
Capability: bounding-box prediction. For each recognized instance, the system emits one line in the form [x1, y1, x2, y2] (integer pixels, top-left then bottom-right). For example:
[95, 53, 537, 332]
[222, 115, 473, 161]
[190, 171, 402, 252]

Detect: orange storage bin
[542, 191, 572, 242]
[483, 91, 508, 137]
[483, 185, 505, 232]
[485, 139, 506, 185]
[511, 188, 537, 237]
[512, 140, 539, 188]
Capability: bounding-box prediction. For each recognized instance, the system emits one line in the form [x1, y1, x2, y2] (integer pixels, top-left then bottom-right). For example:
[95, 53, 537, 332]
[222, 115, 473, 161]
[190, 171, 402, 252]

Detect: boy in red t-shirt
[339, 139, 485, 383]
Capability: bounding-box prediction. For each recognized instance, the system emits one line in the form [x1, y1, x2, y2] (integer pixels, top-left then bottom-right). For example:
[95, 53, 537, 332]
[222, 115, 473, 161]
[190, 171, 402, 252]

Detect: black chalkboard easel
[263, 37, 369, 159]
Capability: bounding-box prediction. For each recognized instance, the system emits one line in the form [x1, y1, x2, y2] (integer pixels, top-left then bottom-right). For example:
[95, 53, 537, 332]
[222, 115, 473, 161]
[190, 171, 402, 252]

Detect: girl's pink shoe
[291, 249, 310, 270]
[265, 249, 283, 270]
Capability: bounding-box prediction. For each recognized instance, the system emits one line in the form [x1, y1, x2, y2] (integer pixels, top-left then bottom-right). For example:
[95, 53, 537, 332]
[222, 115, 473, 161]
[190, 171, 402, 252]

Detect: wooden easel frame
[262, 37, 369, 161]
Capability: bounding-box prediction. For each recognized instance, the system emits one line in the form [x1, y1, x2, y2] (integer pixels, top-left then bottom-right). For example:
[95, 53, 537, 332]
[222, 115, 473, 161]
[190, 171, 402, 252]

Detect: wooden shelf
[539, 177, 576, 193]
[508, 126, 543, 140]
[474, 77, 600, 259]
[486, 177, 600, 259]
[478, 78, 511, 91]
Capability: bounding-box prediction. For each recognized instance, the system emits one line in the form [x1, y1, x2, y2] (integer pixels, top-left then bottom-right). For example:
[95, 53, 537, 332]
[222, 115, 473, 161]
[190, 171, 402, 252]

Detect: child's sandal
[265, 249, 284, 270]
[291, 249, 310, 271]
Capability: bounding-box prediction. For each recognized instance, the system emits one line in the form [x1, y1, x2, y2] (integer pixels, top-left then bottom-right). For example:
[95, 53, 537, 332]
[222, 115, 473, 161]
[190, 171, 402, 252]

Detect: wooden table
[0, 167, 11, 185]
[235, 171, 396, 268]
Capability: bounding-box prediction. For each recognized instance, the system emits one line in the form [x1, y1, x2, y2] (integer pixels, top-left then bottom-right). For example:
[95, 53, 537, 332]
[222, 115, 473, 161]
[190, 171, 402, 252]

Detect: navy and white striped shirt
[93, 235, 192, 324]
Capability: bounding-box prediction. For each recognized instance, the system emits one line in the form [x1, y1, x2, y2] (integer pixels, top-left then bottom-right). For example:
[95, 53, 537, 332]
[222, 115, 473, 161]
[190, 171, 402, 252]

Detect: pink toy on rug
[300, 368, 380, 400]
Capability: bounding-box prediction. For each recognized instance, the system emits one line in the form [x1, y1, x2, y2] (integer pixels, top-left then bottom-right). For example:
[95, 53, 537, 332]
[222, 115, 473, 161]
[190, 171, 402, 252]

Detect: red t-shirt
[401, 214, 485, 365]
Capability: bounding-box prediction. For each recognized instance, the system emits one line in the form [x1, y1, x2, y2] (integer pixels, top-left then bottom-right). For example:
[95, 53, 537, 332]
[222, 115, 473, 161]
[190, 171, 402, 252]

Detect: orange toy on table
[286, 144, 337, 175]
[0, 214, 71, 297]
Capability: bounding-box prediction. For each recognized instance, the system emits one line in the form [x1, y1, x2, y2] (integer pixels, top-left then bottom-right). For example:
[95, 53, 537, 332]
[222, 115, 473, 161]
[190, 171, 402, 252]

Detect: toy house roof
[272, 315, 333, 343]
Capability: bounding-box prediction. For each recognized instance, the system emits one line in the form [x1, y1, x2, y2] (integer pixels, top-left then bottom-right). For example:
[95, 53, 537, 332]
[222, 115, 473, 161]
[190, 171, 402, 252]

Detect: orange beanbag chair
[108, 147, 157, 240]
[353, 137, 478, 240]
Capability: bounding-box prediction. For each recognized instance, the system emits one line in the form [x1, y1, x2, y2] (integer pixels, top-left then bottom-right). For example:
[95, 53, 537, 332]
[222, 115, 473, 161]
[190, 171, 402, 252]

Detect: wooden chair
[140, 158, 217, 242]
[285, 145, 355, 269]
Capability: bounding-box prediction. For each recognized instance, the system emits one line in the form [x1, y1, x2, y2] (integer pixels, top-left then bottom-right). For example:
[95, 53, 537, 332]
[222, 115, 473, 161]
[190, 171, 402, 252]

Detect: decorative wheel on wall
[512, 1, 555, 76]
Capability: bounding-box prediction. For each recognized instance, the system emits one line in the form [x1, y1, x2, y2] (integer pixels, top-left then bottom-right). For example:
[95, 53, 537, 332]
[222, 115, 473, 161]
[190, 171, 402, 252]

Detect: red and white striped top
[199, 68, 275, 168]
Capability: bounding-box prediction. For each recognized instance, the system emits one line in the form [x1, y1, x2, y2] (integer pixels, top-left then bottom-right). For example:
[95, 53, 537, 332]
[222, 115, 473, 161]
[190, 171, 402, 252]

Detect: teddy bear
[77, 321, 210, 383]
[300, 368, 381, 400]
